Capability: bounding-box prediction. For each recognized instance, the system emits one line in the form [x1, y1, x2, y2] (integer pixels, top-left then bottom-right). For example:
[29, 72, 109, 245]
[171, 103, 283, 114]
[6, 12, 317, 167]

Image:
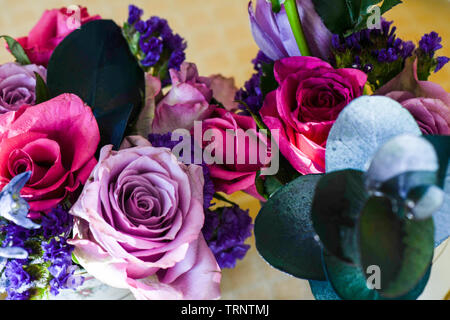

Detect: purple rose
[377, 58, 450, 135]
[69, 136, 221, 300]
[248, 0, 332, 61]
[152, 62, 237, 134]
[0, 62, 46, 113]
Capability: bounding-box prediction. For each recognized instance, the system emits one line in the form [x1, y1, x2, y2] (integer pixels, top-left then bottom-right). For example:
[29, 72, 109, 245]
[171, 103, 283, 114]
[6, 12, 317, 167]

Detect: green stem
[284, 0, 311, 56]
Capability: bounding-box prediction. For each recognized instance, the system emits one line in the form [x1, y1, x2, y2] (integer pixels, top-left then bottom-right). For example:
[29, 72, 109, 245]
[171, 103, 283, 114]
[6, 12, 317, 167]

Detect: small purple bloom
[202, 206, 253, 269]
[140, 38, 164, 67]
[41, 206, 73, 240]
[419, 31, 443, 57]
[435, 56, 450, 72]
[127, 4, 143, 25]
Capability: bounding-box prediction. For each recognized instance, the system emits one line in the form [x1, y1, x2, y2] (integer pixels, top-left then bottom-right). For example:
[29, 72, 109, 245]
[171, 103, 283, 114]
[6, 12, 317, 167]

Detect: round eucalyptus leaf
[434, 165, 450, 246]
[311, 169, 368, 263]
[326, 96, 421, 173]
[365, 135, 438, 191]
[407, 185, 445, 220]
[323, 250, 378, 300]
[254, 174, 326, 280]
[323, 250, 431, 300]
[358, 196, 434, 298]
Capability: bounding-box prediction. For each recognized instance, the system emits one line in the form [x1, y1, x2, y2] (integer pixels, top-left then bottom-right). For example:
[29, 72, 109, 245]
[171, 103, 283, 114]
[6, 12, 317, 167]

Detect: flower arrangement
[0, 1, 448, 301]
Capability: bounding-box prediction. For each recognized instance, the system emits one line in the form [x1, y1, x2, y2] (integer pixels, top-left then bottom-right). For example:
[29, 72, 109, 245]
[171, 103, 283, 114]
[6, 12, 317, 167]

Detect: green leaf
[260, 61, 278, 99]
[423, 135, 450, 188]
[47, 20, 145, 150]
[255, 174, 326, 280]
[358, 196, 434, 298]
[34, 72, 50, 104]
[0, 35, 31, 65]
[311, 170, 368, 263]
[323, 249, 431, 300]
[270, 0, 283, 13]
[380, 0, 402, 14]
[311, 0, 402, 35]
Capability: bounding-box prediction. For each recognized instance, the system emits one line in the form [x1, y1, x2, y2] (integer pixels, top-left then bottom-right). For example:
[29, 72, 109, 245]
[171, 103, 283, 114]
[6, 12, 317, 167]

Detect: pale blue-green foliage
[310, 96, 449, 300]
[326, 96, 421, 173]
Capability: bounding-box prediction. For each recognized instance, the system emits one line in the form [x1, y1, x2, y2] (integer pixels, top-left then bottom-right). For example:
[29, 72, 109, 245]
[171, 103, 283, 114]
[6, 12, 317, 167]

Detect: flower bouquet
[0, 0, 448, 301]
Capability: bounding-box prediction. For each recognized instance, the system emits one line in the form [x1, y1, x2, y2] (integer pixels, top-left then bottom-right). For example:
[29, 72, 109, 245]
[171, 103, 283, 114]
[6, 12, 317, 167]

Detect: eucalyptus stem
[284, 0, 312, 56]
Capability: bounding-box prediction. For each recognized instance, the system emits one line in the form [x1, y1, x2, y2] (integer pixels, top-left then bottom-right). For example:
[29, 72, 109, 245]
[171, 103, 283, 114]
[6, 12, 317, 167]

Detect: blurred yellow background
[0, 0, 448, 300]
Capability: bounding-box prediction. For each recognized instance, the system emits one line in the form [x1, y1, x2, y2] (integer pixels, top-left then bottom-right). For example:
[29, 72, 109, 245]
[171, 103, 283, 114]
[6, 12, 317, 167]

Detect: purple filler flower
[249, 0, 332, 61]
[0, 63, 47, 114]
[203, 206, 253, 269]
[419, 32, 443, 57]
[436, 56, 450, 73]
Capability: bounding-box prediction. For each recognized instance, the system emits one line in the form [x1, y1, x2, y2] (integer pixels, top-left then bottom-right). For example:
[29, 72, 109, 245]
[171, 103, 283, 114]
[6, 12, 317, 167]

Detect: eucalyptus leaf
[47, 20, 145, 150]
[255, 174, 326, 280]
[433, 165, 450, 246]
[358, 196, 434, 298]
[323, 249, 431, 300]
[311, 169, 368, 263]
[326, 96, 421, 173]
[365, 135, 439, 191]
[422, 136, 450, 245]
[0, 35, 31, 65]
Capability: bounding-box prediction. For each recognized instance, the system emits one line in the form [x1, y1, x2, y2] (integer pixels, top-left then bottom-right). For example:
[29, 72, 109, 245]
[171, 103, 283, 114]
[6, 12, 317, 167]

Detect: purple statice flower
[42, 238, 84, 296]
[419, 32, 443, 57]
[140, 38, 164, 67]
[435, 56, 450, 72]
[41, 206, 73, 240]
[128, 4, 143, 25]
[202, 205, 253, 269]
[149, 133, 215, 209]
[375, 48, 398, 63]
[1, 260, 32, 299]
[126, 5, 187, 84]
[236, 51, 273, 114]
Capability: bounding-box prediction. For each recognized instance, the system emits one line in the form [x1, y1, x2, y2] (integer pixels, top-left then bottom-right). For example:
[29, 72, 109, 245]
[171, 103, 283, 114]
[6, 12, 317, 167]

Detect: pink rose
[376, 58, 450, 135]
[201, 108, 269, 198]
[260, 56, 367, 174]
[69, 136, 221, 300]
[16, 6, 101, 67]
[152, 62, 238, 134]
[0, 94, 99, 216]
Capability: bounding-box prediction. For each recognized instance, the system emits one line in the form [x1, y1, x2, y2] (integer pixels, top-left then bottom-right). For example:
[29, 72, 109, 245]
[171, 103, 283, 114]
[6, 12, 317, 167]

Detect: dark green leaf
[311, 170, 368, 263]
[380, 0, 402, 14]
[1, 35, 31, 65]
[312, 0, 402, 35]
[423, 135, 450, 188]
[323, 249, 431, 300]
[264, 176, 284, 198]
[255, 174, 326, 280]
[47, 20, 145, 150]
[34, 72, 50, 104]
[323, 250, 378, 300]
[260, 62, 278, 99]
[270, 0, 282, 13]
[358, 196, 434, 298]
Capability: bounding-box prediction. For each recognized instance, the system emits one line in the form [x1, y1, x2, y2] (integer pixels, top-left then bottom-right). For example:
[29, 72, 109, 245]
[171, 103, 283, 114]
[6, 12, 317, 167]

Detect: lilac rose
[0, 62, 47, 113]
[152, 62, 237, 134]
[248, 0, 332, 61]
[377, 58, 450, 135]
[69, 136, 221, 300]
